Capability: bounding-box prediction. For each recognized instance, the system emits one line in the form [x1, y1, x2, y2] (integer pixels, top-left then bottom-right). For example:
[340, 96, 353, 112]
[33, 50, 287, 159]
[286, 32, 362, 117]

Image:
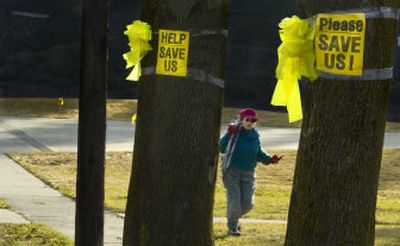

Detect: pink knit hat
[239, 108, 257, 120]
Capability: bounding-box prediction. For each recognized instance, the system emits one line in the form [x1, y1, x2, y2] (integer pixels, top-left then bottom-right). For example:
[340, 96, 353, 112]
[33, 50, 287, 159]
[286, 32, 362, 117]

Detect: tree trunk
[285, 1, 399, 245]
[123, 1, 228, 245]
[75, 0, 108, 245]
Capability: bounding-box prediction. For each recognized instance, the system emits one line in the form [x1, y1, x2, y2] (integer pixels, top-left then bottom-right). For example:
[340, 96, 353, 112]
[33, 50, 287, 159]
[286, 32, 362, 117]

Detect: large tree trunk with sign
[285, 1, 399, 245]
[123, 1, 228, 245]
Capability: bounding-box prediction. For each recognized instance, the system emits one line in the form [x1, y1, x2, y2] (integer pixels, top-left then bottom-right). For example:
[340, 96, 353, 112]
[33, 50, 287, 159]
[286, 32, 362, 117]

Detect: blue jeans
[223, 166, 255, 231]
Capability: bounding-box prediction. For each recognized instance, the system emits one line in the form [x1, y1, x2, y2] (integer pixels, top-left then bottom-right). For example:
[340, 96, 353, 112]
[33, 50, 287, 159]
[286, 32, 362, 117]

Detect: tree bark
[75, 0, 108, 245]
[285, 1, 399, 245]
[123, 1, 228, 245]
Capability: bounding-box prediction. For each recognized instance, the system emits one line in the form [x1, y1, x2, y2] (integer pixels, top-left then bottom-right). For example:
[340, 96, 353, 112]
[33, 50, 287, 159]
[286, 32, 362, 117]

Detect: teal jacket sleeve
[257, 146, 272, 165]
[219, 132, 231, 153]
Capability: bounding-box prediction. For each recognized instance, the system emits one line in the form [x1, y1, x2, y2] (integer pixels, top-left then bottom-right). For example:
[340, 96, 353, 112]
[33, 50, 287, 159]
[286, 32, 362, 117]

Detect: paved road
[1, 116, 399, 152]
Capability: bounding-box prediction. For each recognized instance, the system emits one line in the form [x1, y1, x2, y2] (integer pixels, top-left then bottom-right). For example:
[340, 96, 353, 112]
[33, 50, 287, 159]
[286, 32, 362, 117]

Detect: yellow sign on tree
[315, 13, 366, 76]
[156, 29, 190, 77]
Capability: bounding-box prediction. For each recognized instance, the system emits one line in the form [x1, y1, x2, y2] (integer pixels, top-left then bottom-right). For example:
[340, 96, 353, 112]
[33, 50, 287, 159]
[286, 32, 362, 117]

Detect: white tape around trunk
[330, 7, 399, 19]
[152, 29, 228, 37]
[318, 67, 393, 81]
[142, 66, 225, 88]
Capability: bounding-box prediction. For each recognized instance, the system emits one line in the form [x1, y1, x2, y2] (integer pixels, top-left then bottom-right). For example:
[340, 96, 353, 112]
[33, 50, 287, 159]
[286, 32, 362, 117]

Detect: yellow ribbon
[123, 20, 152, 81]
[271, 15, 317, 123]
[131, 113, 137, 125]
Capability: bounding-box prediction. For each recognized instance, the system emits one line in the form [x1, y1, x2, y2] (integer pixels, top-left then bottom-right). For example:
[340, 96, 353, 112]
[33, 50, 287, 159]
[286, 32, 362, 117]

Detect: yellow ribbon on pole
[271, 15, 318, 123]
[123, 20, 152, 81]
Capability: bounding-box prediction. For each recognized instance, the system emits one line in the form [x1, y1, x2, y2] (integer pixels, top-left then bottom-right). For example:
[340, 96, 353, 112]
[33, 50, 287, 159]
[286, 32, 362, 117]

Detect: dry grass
[0, 98, 136, 121]
[0, 223, 72, 245]
[213, 223, 286, 245]
[7, 149, 400, 222]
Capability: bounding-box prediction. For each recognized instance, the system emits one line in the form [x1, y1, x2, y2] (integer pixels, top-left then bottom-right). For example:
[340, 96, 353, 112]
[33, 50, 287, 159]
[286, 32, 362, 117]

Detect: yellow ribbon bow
[271, 15, 318, 123]
[123, 20, 152, 81]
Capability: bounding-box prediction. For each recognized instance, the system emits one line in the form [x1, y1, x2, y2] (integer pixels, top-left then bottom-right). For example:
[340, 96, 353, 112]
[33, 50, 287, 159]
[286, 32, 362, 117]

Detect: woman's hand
[227, 124, 239, 134]
[270, 155, 284, 164]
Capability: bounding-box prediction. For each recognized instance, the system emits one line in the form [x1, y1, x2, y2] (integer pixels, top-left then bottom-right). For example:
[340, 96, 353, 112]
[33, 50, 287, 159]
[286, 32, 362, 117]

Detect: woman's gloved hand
[227, 124, 239, 134]
[270, 155, 284, 164]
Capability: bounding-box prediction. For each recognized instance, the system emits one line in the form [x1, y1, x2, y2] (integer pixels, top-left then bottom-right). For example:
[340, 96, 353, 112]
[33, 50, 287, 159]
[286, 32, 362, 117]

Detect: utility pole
[285, 1, 399, 245]
[123, 0, 228, 245]
[75, 0, 108, 245]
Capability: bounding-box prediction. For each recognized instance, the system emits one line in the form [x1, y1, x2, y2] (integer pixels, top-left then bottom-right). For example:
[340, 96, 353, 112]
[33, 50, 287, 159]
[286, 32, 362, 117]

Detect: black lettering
[356, 20, 363, 32]
[167, 33, 175, 44]
[171, 61, 178, 72]
[320, 18, 328, 31]
[179, 49, 185, 60]
[318, 34, 329, 50]
[340, 36, 352, 52]
[333, 21, 340, 31]
[340, 20, 348, 31]
[328, 35, 340, 52]
[336, 54, 346, 70]
[164, 60, 171, 71]
[349, 55, 354, 70]
[180, 34, 187, 43]
[324, 53, 335, 69]
[161, 32, 169, 43]
[351, 36, 362, 52]
[165, 47, 172, 58]
[172, 48, 179, 58]
[159, 47, 165, 58]
[348, 20, 355, 32]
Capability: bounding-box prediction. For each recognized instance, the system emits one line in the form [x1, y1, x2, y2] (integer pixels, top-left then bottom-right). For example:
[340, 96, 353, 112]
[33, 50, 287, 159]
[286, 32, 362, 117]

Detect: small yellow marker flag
[271, 16, 318, 123]
[58, 97, 64, 106]
[131, 114, 137, 125]
[123, 20, 152, 81]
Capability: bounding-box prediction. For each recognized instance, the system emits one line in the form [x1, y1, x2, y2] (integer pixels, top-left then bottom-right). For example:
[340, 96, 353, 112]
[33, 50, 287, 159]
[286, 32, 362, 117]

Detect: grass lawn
[0, 223, 73, 245]
[4, 149, 400, 245]
[7, 149, 400, 223]
[213, 223, 400, 246]
[0, 222, 397, 245]
[2, 98, 400, 130]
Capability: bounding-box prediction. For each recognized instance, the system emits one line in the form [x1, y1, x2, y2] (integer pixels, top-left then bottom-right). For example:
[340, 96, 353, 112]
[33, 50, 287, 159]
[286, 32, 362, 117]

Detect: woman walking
[219, 108, 283, 236]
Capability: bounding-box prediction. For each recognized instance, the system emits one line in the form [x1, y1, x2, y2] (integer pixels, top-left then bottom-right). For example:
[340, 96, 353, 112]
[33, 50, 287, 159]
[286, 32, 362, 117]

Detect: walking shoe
[228, 229, 241, 236]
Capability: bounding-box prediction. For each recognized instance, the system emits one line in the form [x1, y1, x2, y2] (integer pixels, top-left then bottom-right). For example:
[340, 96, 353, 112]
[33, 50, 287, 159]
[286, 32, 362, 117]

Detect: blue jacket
[219, 128, 271, 170]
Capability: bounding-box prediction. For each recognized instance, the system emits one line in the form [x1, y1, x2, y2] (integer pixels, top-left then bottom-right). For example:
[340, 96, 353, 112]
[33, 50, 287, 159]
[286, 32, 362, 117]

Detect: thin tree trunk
[285, 1, 399, 245]
[75, 0, 108, 245]
[123, 1, 228, 245]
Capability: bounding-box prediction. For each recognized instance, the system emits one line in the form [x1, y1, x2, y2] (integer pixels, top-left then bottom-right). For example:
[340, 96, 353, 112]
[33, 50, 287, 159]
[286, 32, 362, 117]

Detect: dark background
[0, 0, 399, 121]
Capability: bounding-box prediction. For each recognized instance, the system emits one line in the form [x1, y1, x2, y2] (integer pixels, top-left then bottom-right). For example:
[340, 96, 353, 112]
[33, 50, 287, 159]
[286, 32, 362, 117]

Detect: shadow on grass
[214, 234, 230, 240]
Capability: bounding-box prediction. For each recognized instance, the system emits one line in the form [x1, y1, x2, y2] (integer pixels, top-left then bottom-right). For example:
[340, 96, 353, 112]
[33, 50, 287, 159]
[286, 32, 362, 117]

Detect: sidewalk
[0, 153, 124, 245]
[0, 208, 28, 224]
